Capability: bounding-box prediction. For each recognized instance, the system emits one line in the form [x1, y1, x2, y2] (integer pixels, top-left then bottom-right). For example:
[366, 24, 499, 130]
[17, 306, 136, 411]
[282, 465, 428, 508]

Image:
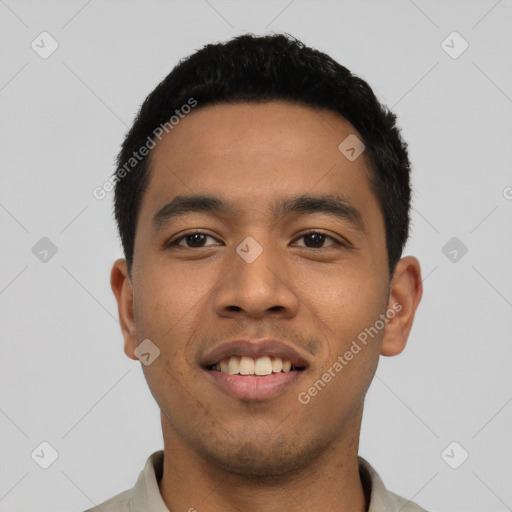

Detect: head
[111, 33, 422, 478]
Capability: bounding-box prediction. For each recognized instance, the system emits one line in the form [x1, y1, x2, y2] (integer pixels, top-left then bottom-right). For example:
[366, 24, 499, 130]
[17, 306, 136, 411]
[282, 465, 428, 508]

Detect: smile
[208, 355, 306, 376]
[205, 356, 306, 401]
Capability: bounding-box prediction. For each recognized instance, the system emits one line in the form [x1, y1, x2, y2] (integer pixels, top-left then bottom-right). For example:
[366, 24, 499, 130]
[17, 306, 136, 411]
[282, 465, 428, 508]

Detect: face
[112, 101, 422, 478]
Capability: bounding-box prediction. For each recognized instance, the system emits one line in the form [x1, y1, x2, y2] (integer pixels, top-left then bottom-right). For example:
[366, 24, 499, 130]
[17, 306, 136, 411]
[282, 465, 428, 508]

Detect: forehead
[139, 101, 381, 228]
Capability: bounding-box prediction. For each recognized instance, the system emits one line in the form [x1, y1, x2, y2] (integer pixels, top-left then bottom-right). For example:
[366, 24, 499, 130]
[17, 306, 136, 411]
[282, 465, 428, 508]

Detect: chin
[199, 433, 325, 480]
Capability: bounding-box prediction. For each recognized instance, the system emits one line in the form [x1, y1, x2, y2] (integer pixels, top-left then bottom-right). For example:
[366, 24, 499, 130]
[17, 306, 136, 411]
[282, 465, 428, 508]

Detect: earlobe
[110, 258, 139, 361]
[380, 256, 423, 357]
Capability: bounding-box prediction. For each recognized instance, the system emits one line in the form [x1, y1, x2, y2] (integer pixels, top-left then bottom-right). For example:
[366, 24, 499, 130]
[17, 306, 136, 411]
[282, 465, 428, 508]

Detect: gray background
[1, 0, 511, 510]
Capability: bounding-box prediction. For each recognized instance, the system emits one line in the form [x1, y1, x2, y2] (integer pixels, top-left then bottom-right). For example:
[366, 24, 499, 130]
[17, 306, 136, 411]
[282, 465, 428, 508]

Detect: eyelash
[167, 230, 345, 249]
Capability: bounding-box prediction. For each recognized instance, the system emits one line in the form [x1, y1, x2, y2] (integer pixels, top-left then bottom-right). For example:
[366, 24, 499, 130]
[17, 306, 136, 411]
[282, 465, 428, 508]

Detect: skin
[111, 101, 423, 512]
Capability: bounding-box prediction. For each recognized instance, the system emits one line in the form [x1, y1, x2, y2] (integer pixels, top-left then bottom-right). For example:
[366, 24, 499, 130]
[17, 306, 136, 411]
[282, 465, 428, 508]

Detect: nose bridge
[213, 233, 298, 317]
[234, 232, 281, 293]
[236, 234, 279, 284]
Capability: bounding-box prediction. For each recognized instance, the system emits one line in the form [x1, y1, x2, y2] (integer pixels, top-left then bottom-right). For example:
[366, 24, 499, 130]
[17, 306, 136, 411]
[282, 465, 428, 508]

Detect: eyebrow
[152, 193, 366, 234]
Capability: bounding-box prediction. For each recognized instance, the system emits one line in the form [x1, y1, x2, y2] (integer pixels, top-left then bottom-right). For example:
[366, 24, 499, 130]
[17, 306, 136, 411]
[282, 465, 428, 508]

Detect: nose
[212, 239, 299, 320]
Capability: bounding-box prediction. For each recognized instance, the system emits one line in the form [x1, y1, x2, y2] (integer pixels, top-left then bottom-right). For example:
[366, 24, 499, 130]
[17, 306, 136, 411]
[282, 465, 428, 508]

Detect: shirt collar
[129, 450, 409, 512]
[131, 450, 169, 512]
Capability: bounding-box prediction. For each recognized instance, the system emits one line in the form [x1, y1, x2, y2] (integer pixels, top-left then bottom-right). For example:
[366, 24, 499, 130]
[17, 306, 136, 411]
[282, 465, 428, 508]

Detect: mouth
[201, 339, 310, 401]
[207, 355, 307, 376]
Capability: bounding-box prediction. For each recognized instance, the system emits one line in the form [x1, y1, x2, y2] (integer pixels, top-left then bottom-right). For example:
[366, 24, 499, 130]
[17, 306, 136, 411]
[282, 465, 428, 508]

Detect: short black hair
[113, 33, 411, 278]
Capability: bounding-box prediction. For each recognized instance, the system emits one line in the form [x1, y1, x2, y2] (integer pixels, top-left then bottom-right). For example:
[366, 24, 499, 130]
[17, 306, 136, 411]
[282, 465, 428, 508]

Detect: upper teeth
[215, 356, 293, 375]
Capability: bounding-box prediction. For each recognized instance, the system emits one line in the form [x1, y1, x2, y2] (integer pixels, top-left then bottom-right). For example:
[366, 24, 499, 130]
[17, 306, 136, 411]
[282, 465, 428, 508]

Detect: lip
[204, 368, 305, 401]
[201, 339, 310, 369]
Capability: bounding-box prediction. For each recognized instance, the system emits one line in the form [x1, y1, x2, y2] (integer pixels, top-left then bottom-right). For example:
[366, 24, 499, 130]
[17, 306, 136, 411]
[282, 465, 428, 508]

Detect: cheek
[318, 268, 386, 404]
[135, 267, 206, 412]
[135, 256, 213, 326]
[306, 264, 385, 347]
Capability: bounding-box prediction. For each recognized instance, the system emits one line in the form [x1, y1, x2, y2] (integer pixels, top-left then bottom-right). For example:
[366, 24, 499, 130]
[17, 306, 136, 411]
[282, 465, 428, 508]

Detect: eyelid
[291, 230, 346, 247]
[166, 229, 348, 249]
[166, 230, 219, 248]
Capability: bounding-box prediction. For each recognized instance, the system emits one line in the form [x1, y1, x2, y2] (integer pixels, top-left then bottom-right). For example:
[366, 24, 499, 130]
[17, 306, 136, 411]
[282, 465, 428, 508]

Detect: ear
[110, 258, 138, 360]
[380, 256, 423, 357]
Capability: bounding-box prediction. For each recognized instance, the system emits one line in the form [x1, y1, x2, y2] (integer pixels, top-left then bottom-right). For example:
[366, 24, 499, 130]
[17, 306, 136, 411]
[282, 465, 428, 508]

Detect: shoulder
[80, 450, 165, 512]
[81, 488, 132, 512]
[385, 489, 430, 511]
[358, 456, 430, 512]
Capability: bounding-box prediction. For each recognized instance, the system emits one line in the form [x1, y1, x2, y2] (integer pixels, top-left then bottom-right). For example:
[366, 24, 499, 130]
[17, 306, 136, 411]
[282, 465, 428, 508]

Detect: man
[87, 33, 425, 511]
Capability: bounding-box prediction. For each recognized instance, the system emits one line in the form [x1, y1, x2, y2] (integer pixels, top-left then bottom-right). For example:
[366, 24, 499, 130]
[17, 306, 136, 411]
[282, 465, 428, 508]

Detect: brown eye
[293, 231, 341, 249]
[168, 232, 220, 248]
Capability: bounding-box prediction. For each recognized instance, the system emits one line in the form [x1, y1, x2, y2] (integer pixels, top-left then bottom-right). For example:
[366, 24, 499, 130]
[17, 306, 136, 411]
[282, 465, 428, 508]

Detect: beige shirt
[83, 450, 428, 512]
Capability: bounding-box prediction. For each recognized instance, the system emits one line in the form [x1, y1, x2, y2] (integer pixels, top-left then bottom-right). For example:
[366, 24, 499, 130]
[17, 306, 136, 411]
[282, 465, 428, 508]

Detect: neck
[158, 406, 368, 512]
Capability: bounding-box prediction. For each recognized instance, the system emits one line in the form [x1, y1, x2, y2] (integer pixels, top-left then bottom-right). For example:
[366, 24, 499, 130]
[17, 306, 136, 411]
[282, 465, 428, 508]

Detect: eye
[167, 231, 221, 249]
[292, 231, 342, 249]
[166, 230, 344, 250]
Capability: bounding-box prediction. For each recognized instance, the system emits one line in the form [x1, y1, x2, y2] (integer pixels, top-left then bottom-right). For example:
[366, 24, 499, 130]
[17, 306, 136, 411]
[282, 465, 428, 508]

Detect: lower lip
[204, 370, 304, 401]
